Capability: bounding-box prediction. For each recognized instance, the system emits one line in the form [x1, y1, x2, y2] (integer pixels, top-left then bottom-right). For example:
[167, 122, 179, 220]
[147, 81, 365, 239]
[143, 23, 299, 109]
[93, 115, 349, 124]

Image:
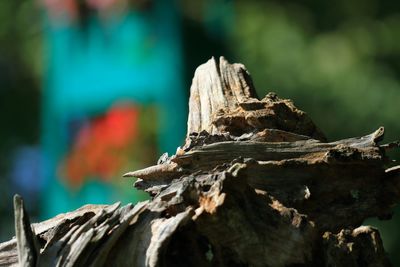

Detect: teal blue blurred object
[41, 1, 186, 219]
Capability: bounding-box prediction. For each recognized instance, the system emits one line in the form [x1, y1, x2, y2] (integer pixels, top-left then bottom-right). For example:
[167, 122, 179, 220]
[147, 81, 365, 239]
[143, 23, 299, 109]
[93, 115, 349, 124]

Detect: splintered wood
[1, 57, 400, 267]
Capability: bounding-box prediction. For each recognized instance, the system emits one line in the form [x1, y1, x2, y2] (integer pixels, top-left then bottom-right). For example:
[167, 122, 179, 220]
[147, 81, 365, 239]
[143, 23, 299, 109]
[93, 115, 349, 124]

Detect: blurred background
[0, 0, 399, 264]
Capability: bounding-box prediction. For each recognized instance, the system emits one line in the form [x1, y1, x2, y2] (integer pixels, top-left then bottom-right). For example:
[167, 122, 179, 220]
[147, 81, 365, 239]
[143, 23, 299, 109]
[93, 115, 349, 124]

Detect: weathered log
[1, 57, 399, 266]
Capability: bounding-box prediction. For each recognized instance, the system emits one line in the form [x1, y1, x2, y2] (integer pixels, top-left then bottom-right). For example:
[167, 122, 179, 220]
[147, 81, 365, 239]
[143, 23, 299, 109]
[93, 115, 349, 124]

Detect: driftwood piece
[1, 57, 400, 266]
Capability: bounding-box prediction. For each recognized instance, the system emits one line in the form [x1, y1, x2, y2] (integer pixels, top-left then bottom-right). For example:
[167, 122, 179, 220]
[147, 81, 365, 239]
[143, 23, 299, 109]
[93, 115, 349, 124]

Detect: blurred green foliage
[231, 0, 400, 264]
[233, 0, 400, 142]
[0, 0, 41, 241]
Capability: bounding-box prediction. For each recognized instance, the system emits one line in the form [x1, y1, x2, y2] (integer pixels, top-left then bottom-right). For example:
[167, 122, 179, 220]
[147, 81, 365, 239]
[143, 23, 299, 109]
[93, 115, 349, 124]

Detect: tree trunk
[1, 57, 400, 267]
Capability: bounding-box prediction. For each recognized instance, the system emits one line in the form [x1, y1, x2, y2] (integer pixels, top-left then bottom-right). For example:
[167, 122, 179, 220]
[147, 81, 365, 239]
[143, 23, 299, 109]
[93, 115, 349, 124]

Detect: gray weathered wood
[0, 239, 17, 267]
[14, 195, 39, 267]
[1, 57, 399, 266]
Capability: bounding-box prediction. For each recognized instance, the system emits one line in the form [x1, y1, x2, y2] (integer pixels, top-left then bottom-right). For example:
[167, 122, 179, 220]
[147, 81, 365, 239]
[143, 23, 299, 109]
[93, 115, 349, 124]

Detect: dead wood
[1, 57, 399, 267]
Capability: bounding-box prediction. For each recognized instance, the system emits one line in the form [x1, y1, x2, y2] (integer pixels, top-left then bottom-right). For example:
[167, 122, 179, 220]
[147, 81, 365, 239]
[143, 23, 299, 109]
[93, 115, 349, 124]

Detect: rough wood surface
[1, 57, 399, 266]
[187, 57, 326, 141]
[0, 239, 17, 267]
[14, 195, 39, 267]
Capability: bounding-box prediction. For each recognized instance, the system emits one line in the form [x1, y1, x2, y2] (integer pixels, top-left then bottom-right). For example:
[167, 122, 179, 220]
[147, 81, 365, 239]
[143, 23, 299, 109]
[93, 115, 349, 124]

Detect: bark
[1, 57, 399, 267]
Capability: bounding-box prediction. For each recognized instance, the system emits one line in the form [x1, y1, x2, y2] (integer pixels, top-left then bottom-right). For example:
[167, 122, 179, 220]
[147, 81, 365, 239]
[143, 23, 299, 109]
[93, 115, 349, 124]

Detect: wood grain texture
[1, 58, 399, 266]
[14, 195, 39, 267]
[0, 239, 17, 267]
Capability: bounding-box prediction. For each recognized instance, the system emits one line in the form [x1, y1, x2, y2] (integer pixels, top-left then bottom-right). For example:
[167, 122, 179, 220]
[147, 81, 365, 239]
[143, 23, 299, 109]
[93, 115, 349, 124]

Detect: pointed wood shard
[187, 56, 258, 136]
[14, 195, 39, 267]
[123, 162, 182, 180]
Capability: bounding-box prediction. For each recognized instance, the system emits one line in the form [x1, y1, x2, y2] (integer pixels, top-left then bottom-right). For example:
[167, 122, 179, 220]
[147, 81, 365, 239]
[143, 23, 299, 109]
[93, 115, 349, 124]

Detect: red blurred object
[86, 0, 121, 10]
[40, 0, 131, 20]
[63, 104, 139, 187]
[40, 0, 78, 19]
